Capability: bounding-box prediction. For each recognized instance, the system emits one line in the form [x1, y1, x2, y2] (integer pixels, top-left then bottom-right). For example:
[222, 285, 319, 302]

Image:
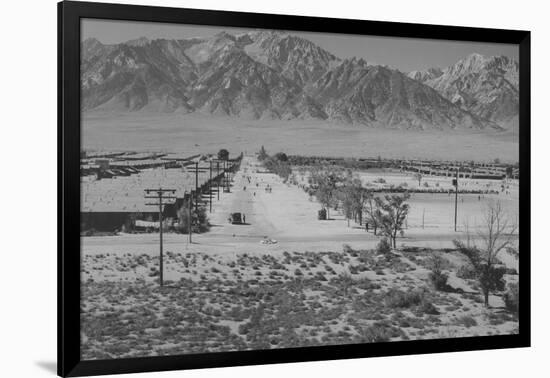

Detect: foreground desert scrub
[81, 246, 518, 359]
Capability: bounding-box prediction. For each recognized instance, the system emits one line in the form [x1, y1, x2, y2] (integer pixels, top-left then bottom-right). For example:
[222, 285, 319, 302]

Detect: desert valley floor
[82, 112, 519, 162]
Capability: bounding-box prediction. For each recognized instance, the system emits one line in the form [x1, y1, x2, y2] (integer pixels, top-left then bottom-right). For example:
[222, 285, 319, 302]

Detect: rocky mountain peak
[126, 37, 150, 47]
[407, 67, 443, 82]
[414, 53, 519, 129]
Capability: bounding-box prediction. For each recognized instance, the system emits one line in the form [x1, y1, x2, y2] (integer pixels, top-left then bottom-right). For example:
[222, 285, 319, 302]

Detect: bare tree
[337, 272, 354, 298]
[353, 183, 369, 226]
[340, 194, 355, 227]
[376, 193, 411, 248]
[453, 201, 518, 307]
[339, 177, 367, 226]
[313, 169, 342, 219]
[413, 172, 422, 186]
[363, 191, 381, 235]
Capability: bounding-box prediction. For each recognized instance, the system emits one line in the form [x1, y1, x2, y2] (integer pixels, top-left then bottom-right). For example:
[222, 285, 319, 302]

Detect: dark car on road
[228, 212, 243, 224]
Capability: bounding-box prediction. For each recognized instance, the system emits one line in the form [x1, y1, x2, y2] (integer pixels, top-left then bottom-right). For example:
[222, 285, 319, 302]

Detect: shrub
[376, 238, 392, 255]
[503, 282, 519, 314]
[316, 272, 328, 281]
[385, 289, 424, 308]
[505, 267, 518, 275]
[217, 149, 229, 160]
[338, 272, 354, 297]
[176, 203, 210, 233]
[429, 270, 449, 291]
[148, 269, 160, 277]
[428, 255, 449, 291]
[418, 301, 439, 315]
[359, 323, 392, 343]
[455, 315, 478, 328]
[456, 264, 477, 279]
[342, 244, 353, 254]
[274, 152, 288, 162]
[258, 146, 268, 161]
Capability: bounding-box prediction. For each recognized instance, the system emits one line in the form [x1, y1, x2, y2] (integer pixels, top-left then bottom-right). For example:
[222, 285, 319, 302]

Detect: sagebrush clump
[376, 238, 392, 255]
[503, 282, 519, 314]
[428, 255, 450, 291]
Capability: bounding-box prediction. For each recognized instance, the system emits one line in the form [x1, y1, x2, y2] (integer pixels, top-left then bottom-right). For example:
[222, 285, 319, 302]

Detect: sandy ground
[80, 244, 519, 359]
[82, 111, 519, 162]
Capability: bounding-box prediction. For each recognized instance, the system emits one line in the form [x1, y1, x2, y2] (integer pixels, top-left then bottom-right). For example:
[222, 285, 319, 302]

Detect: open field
[83, 112, 519, 162]
[293, 168, 519, 243]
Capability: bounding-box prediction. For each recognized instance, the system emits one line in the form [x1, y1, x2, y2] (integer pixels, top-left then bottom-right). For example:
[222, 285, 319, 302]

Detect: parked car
[228, 212, 243, 224]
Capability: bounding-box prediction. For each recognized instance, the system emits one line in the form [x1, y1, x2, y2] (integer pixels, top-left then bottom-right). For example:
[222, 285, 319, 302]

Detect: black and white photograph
[79, 18, 521, 360]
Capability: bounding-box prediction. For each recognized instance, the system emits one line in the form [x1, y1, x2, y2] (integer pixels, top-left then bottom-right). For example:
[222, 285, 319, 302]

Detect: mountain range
[81, 30, 519, 132]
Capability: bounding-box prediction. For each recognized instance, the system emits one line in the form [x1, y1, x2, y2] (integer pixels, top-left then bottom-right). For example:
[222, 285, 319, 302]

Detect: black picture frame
[58, 1, 531, 376]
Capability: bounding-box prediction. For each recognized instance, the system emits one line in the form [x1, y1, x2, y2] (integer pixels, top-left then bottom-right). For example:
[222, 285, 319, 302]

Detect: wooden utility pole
[188, 191, 192, 244]
[195, 161, 199, 216]
[454, 169, 459, 232]
[209, 160, 213, 212]
[144, 188, 176, 287]
[217, 161, 220, 200]
[223, 160, 226, 191]
[224, 161, 230, 192]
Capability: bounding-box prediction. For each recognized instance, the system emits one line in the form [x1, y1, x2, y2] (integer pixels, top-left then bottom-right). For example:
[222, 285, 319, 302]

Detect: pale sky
[82, 19, 519, 72]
